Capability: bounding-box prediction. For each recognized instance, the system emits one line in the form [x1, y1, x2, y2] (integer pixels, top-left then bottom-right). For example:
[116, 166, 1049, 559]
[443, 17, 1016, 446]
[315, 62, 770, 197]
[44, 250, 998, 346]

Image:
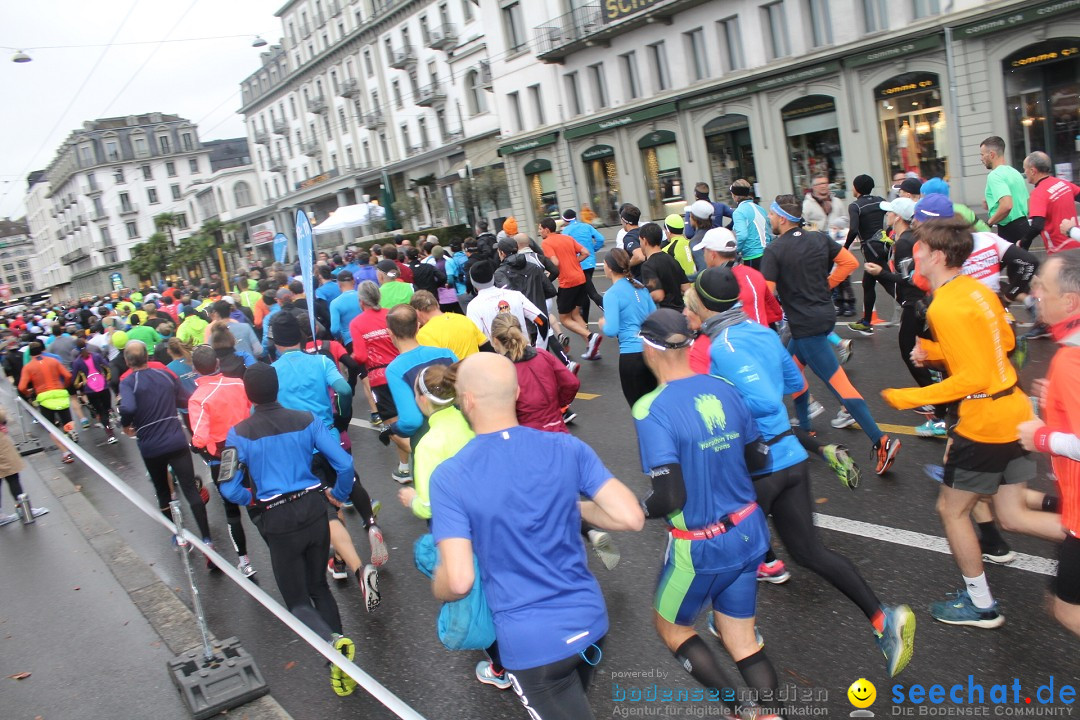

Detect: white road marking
[813, 512, 1058, 576]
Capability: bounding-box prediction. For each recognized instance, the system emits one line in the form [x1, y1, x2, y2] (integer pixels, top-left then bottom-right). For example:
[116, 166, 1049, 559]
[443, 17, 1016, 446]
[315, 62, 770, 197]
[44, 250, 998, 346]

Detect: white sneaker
[359, 564, 381, 612]
[831, 409, 856, 429]
[237, 557, 257, 578]
[837, 339, 853, 365]
[368, 525, 388, 567]
[808, 400, 825, 419]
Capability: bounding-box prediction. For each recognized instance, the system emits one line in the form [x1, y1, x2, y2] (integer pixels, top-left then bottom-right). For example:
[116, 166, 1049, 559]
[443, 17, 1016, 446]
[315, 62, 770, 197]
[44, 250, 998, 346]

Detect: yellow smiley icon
[848, 678, 877, 709]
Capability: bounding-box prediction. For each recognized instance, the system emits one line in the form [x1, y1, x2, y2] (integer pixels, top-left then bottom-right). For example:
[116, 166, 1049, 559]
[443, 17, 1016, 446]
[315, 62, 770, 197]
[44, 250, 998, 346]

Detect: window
[105, 140, 120, 162]
[502, 1, 526, 53]
[147, 188, 159, 205]
[100, 226, 113, 245]
[119, 192, 132, 211]
[364, 49, 374, 76]
[507, 92, 524, 132]
[114, 168, 125, 184]
[189, 158, 199, 173]
[379, 133, 390, 162]
[863, 0, 888, 32]
[620, 52, 642, 99]
[647, 43, 671, 92]
[588, 63, 609, 109]
[401, 124, 412, 150]
[290, 96, 298, 118]
[528, 84, 545, 126]
[330, 69, 339, 94]
[133, 136, 147, 157]
[166, 161, 176, 177]
[718, 17, 745, 71]
[158, 135, 171, 154]
[420, 15, 430, 43]
[234, 181, 253, 207]
[181, 132, 193, 151]
[461, 0, 473, 22]
[363, 140, 372, 164]
[142, 165, 153, 180]
[466, 70, 487, 115]
[913, 0, 940, 18]
[80, 145, 94, 165]
[339, 107, 347, 129]
[762, 2, 790, 60]
[346, 146, 355, 167]
[407, 69, 419, 97]
[393, 80, 404, 108]
[126, 221, 138, 239]
[418, 118, 429, 148]
[564, 72, 583, 116]
[175, 213, 189, 230]
[684, 28, 709, 81]
[806, 0, 833, 47]
[171, 184, 182, 200]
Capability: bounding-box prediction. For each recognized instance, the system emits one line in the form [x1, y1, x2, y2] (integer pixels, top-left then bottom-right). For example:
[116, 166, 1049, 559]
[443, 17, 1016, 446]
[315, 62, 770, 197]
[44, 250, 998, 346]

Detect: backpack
[84, 354, 106, 394]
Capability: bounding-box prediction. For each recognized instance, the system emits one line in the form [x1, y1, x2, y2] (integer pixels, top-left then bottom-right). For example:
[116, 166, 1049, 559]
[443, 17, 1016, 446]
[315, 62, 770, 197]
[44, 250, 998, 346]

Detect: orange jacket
[187, 374, 252, 457]
[18, 356, 71, 396]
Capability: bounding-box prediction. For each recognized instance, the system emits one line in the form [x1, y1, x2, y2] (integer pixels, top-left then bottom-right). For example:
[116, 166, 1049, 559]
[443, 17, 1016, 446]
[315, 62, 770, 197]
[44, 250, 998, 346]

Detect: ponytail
[490, 313, 529, 362]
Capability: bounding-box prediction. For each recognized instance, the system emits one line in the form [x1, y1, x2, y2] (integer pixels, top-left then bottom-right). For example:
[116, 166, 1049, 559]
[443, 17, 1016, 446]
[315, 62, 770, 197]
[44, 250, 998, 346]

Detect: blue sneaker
[930, 590, 1004, 629]
[475, 660, 512, 690]
[875, 605, 916, 677]
[915, 419, 947, 438]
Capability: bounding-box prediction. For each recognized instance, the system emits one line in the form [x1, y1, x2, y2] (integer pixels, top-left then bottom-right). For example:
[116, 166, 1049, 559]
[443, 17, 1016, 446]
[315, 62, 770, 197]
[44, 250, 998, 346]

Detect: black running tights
[210, 463, 248, 557]
[143, 448, 211, 540]
[2, 473, 23, 506]
[506, 639, 605, 720]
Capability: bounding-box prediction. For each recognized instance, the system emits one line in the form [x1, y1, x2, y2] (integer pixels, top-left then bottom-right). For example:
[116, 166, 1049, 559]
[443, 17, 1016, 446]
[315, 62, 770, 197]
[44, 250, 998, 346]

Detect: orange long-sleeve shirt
[882, 274, 1031, 443]
[18, 356, 71, 396]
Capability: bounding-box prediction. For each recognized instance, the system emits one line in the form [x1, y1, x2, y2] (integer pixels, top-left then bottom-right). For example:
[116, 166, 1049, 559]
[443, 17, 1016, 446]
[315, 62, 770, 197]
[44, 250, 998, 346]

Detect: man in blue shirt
[431, 352, 643, 719]
[220, 362, 358, 698]
[383, 304, 456, 444]
[328, 270, 362, 351]
[561, 209, 606, 323]
[315, 265, 342, 304]
[687, 268, 916, 678]
[631, 308, 777, 715]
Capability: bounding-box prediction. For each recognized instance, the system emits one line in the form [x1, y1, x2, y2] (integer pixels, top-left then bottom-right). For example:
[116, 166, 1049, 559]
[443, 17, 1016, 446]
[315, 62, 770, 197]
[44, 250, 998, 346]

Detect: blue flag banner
[273, 232, 288, 264]
[295, 211, 317, 342]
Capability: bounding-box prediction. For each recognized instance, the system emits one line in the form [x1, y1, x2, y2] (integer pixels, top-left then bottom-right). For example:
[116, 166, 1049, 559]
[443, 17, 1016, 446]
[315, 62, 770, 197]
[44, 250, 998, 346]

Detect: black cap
[336, 268, 355, 282]
[244, 362, 278, 405]
[895, 177, 923, 195]
[639, 309, 694, 349]
[853, 174, 875, 195]
[497, 238, 517, 257]
[270, 311, 303, 347]
[470, 260, 496, 286]
[695, 266, 742, 312]
[376, 259, 399, 278]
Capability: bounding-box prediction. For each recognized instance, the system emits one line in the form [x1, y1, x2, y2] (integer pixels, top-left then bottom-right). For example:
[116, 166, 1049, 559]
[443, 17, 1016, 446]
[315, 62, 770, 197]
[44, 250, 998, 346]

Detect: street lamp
[252, 36, 268, 48]
[12, 50, 31, 63]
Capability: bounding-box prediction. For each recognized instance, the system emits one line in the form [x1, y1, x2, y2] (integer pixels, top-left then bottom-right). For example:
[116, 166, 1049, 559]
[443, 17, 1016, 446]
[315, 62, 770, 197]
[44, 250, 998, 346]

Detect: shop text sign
[679, 62, 839, 111]
[499, 132, 559, 156]
[845, 35, 944, 68]
[565, 102, 677, 140]
[957, 0, 1080, 37]
[1009, 47, 1078, 68]
[602, 0, 661, 24]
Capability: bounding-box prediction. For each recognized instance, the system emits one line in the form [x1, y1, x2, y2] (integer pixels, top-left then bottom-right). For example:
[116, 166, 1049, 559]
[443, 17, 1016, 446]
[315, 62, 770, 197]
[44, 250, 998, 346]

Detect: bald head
[456, 353, 519, 431]
[514, 233, 532, 250]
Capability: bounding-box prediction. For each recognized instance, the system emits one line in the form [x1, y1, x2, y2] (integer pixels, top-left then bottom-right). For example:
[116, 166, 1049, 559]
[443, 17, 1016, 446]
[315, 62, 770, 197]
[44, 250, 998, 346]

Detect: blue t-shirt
[431, 427, 611, 670]
[167, 358, 199, 399]
[633, 375, 769, 573]
[272, 350, 345, 430]
[329, 290, 362, 345]
[562, 219, 605, 271]
[316, 281, 342, 304]
[703, 318, 807, 473]
[600, 277, 655, 354]
[385, 345, 457, 437]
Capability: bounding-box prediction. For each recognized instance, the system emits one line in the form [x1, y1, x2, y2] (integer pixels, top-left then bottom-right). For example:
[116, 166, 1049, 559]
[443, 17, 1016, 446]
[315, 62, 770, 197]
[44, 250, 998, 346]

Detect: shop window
[1004, 39, 1080, 184]
[875, 72, 948, 181]
[523, 159, 558, 221]
[704, 115, 757, 198]
[782, 95, 844, 195]
[638, 130, 684, 219]
[582, 145, 621, 227]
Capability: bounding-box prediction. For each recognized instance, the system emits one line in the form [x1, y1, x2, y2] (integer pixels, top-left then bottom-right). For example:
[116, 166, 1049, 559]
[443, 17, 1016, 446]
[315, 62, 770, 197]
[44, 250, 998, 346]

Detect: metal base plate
[16, 438, 44, 456]
[167, 637, 269, 720]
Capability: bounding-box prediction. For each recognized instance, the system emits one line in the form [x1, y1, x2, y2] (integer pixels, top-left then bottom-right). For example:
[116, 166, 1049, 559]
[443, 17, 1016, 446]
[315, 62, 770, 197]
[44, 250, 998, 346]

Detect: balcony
[84, 185, 102, 198]
[389, 44, 416, 70]
[268, 157, 286, 173]
[364, 112, 386, 130]
[339, 78, 360, 98]
[61, 248, 89, 265]
[90, 210, 109, 222]
[303, 140, 322, 157]
[442, 130, 464, 144]
[406, 143, 430, 158]
[307, 95, 328, 114]
[118, 203, 138, 217]
[94, 242, 114, 253]
[426, 24, 457, 50]
[254, 130, 271, 145]
[416, 82, 446, 107]
[272, 119, 289, 135]
[533, 5, 604, 61]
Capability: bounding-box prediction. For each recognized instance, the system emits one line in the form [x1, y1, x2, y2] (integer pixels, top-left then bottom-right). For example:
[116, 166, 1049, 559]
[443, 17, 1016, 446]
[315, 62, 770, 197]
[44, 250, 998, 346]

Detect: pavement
[8, 264, 1077, 720]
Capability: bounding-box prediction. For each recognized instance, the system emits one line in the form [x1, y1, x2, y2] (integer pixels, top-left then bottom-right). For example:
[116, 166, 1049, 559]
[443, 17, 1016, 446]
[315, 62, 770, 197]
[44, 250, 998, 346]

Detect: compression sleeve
[641, 463, 687, 519]
[828, 247, 859, 288]
[1000, 242, 1039, 299]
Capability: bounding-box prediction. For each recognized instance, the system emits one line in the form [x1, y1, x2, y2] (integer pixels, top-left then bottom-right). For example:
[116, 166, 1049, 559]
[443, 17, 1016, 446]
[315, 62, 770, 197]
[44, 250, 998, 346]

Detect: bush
[345, 224, 470, 253]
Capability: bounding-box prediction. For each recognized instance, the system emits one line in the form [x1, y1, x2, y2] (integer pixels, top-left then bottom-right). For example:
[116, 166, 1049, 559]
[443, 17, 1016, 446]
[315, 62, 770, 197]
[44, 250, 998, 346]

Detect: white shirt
[467, 286, 546, 346]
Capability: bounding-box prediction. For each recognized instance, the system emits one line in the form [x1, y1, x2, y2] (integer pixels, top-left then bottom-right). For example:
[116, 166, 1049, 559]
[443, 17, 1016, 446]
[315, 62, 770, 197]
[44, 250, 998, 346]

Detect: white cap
[692, 227, 738, 253]
[879, 197, 916, 222]
[689, 200, 714, 220]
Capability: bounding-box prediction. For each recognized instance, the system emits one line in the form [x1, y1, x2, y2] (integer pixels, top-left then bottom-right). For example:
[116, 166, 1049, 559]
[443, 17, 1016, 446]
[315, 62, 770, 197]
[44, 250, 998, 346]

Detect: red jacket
[188, 374, 251, 457]
[513, 348, 580, 433]
[734, 265, 783, 326]
[350, 307, 398, 387]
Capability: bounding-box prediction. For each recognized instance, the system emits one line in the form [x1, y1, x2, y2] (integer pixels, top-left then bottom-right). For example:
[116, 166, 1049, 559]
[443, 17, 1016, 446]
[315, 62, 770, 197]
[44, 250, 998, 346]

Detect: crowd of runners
[2, 134, 1079, 719]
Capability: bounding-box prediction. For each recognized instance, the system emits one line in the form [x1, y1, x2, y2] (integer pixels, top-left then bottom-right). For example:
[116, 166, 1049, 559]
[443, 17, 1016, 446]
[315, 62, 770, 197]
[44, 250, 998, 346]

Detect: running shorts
[942, 434, 1034, 494]
[371, 384, 397, 421]
[1055, 534, 1080, 605]
[654, 556, 760, 625]
[40, 406, 73, 428]
[556, 284, 587, 315]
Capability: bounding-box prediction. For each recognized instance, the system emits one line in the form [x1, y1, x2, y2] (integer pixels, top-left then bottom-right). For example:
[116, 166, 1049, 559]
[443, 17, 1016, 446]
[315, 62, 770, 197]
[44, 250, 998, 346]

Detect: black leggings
[618, 352, 657, 408]
[578, 268, 604, 324]
[859, 242, 888, 322]
[143, 447, 211, 541]
[312, 452, 376, 529]
[898, 305, 946, 419]
[2, 473, 23, 507]
[209, 463, 248, 557]
[506, 639, 604, 720]
[753, 461, 880, 620]
[84, 390, 114, 433]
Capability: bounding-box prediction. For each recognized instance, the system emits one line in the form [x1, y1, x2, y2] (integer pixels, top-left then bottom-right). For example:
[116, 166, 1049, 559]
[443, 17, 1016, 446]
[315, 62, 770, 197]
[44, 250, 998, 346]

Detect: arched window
[234, 181, 253, 208]
[466, 70, 487, 116]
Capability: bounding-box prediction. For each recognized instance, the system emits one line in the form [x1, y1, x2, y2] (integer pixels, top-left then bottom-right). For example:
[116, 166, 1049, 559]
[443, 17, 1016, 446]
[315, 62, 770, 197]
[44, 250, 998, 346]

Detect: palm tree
[153, 212, 179, 249]
[128, 232, 172, 283]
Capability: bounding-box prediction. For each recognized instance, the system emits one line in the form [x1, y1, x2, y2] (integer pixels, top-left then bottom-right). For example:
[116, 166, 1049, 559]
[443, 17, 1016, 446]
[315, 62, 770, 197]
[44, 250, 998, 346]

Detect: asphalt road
[35, 270, 1075, 720]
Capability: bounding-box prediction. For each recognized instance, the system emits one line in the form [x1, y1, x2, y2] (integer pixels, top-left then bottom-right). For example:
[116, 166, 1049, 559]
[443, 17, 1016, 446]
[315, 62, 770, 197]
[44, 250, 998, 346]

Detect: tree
[153, 212, 179, 249]
[174, 232, 214, 281]
[127, 233, 172, 282]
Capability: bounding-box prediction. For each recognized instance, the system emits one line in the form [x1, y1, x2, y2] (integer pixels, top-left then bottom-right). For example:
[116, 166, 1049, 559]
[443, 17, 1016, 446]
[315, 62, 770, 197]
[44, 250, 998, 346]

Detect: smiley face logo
[848, 678, 877, 709]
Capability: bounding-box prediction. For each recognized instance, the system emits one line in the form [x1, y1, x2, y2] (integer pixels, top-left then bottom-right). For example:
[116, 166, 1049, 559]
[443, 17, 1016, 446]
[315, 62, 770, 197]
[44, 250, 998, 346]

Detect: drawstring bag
[414, 533, 496, 651]
[84, 354, 106, 394]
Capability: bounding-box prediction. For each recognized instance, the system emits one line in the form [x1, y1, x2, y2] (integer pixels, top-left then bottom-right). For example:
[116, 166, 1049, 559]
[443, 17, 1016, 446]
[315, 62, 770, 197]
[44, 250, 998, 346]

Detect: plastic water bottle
[16, 493, 34, 525]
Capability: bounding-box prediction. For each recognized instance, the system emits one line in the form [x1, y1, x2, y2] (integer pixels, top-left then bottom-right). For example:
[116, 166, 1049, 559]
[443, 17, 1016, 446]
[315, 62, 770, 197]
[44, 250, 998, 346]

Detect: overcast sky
[0, 0, 282, 220]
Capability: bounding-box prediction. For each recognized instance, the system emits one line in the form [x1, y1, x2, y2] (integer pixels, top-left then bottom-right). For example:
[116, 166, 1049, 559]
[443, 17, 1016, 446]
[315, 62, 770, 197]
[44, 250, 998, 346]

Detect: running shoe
[567, 361, 581, 376]
[359, 564, 381, 612]
[875, 604, 916, 677]
[369, 412, 383, 426]
[371, 499, 382, 517]
[204, 540, 218, 571]
[330, 635, 357, 697]
[392, 467, 412, 484]
[562, 408, 578, 425]
[1022, 323, 1051, 340]
[707, 613, 765, 649]
[475, 660, 512, 690]
[822, 444, 860, 490]
[756, 560, 791, 584]
[341, 499, 354, 509]
[583, 332, 603, 361]
[80, 417, 90, 429]
[62, 453, 75, 464]
[913, 404, 937, 416]
[930, 590, 1004, 629]
[106, 435, 118, 445]
[808, 399, 825, 420]
[559, 333, 571, 355]
[328, 556, 349, 581]
[237, 557, 257, 578]
[848, 320, 874, 336]
[0, 512, 19, 526]
[587, 529, 620, 570]
[980, 539, 1016, 565]
[915, 419, 947, 438]
[837, 339, 854, 365]
[923, 464, 945, 483]
[368, 524, 389, 567]
[831, 409, 856, 429]
[874, 434, 901, 475]
[67, 431, 79, 444]
[171, 534, 194, 553]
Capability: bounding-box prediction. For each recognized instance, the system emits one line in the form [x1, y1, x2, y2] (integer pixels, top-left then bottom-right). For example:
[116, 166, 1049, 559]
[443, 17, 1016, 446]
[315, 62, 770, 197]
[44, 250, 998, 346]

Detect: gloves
[378, 427, 392, 447]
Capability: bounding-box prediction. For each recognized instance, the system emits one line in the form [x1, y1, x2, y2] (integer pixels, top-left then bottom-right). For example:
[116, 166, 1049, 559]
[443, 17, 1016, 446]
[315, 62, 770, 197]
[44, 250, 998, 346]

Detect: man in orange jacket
[17, 342, 75, 463]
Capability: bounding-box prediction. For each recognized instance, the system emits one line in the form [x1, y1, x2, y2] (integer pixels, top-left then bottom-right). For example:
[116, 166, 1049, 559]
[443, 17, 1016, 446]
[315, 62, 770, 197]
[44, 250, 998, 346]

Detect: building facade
[483, 0, 1080, 232]
[237, 0, 505, 257]
[0, 218, 36, 300]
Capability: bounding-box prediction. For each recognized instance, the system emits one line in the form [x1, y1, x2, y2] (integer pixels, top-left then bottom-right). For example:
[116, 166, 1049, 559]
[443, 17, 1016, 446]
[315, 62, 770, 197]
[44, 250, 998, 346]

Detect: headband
[770, 201, 802, 223]
[415, 368, 455, 407]
[730, 184, 752, 197]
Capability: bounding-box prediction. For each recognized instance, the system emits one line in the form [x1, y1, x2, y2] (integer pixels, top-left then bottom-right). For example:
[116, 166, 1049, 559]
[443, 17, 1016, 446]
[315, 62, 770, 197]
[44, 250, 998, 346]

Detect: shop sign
[1006, 40, 1080, 68]
[523, 158, 553, 175]
[109, 272, 123, 292]
[956, 0, 1080, 38]
[844, 35, 944, 68]
[295, 167, 340, 191]
[564, 102, 678, 140]
[782, 96, 837, 120]
[678, 62, 839, 112]
[250, 220, 276, 246]
[637, 130, 677, 149]
[582, 145, 615, 161]
[498, 132, 559, 156]
[601, 0, 661, 24]
[874, 73, 939, 100]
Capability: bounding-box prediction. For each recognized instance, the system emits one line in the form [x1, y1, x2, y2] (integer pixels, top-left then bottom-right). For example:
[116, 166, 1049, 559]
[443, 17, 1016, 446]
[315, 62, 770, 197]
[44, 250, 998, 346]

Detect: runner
[411, 290, 490, 359]
[692, 227, 783, 328]
[383, 303, 457, 444]
[980, 135, 1030, 244]
[540, 217, 602, 360]
[70, 339, 117, 445]
[639, 222, 690, 311]
[844, 175, 889, 336]
[17, 342, 76, 463]
[729, 179, 771, 270]
[560, 209, 606, 324]
[598, 248, 657, 407]
[465, 261, 549, 347]
[376, 260, 415, 308]
[881, 215, 1064, 628]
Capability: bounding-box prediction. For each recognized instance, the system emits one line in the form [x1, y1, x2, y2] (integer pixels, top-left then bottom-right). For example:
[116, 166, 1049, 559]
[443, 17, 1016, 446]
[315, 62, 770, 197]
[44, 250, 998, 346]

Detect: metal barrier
[11, 391, 427, 720]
